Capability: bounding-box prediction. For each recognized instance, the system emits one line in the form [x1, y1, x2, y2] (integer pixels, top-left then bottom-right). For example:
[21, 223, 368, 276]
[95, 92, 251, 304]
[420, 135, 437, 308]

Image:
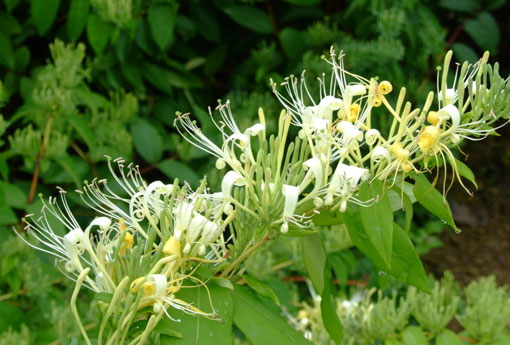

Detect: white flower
[221, 170, 246, 214]
[325, 163, 369, 208]
[281, 184, 300, 233]
[142, 274, 216, 321]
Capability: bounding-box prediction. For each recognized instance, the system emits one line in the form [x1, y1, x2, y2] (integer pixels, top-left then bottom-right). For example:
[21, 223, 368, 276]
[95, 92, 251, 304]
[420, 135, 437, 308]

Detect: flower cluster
[18, 47, 510, 345]
[19, 157, 231, 344]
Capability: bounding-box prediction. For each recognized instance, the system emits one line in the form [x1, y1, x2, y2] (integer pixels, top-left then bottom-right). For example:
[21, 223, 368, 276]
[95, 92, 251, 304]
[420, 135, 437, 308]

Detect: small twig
[220, 236, 271, 279]
[71, 141, 98, 179]
[265, 0, 283, 51]
[27, 115, 55, 205]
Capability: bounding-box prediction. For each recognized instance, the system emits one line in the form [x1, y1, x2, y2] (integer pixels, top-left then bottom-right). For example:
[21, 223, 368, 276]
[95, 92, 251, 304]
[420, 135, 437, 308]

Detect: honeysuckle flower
[365, 129, 382, 146]
[221, 170, 246, 214]
[371, 146, 391, 165]
[138, 274, 216, 321]
[325, 163, 369, 208]
[437, 50, 487, 109]
[281, 184, 300, 233]
[301, 157, 324, 192]
[336, 121, 363, 145]
[270, 48, 368, 130]
[19, 192, 118, 292]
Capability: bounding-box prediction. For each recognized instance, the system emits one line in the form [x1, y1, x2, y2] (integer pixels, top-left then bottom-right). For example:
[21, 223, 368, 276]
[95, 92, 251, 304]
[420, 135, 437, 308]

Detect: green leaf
[439, 0, 479, 12]
[321, 269, 344, 343]
[301, 233, 326, 293]
[223, 5, 272, 34]
[329, 253, 348, 285]
[454, 158, 477, 188]
[0, 204, 17, 225]
[312, 209, 344, 226]
[0, 12, 21, 35]
[344, 210, 431, 292]
[401, 326, 428, 345]
[68, 0, 90, 42]
[0, 302, 24, 330]
[4, 0, 21, 12]
[160, 284, 233, 345]
[142, 62, 202, 92]
[412, 173, 457, 231]
[232, 285, 313, 345]
[0, 181, 26, 209]
[436, 330, 462, 345]
[189, 5, 220, 43]
[87, 13, 112, 54]
[148, 3, 178, 50]
[464, 12, 500, 52]
[243, 274, 280, 306]
[131, 119, 163, 164]
[205, 44, 228, 77]
[66, 115, 95, 149]
[280, 28, 304, 60]
[157, 160, 200, 188]
[359, 180, 394, 268]
[55, 155, 83, 187]
[452, 43, 478, 64]
[136, 18, 157, 55]
[14, 46, 30, 71]
[0, 32, 15, 69]
[31, 0, 60, 35]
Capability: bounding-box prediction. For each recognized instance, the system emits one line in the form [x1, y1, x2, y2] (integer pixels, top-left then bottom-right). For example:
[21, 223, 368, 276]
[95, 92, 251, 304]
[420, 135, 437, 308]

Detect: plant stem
[27, 114, 54, 205]
[219, 236, 270, 279]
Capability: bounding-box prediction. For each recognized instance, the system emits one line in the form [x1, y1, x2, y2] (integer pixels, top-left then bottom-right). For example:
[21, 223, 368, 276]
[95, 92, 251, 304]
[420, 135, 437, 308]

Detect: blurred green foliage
[0, 0, 508, 343]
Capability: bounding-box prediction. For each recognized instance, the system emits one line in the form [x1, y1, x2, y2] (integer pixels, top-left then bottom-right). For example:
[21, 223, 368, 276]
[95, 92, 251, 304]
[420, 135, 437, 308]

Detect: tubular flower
[418, 126, 442, 154]
[281, 184, 300, 233]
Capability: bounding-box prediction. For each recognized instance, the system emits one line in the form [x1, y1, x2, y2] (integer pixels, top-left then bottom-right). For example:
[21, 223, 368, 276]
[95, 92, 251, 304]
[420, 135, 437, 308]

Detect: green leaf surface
[312, 209, 344, 226]
[4, 0, 21, 12]
[31, 0, 60, 35]
[148, 3, 178, 50]
[435, 330, 462, 345]
[344, 210, 430, 292]
[439, 0, 479, 12]
[243, 274, 280, 306]
[280, 28, 304, 60]
[189, 5, 220, 43]
[359, 180, 394, 268]
[131, 118, 163, 164]
[321, 268, 344, 344]
[157, 160, 200, 188]
[87, 13, 112, 54]
[412, 173, 457, 231]
[0, 32, 15, 69]
[301, 233, 326, 293]
[0, 181, 26, 209]
[160, 284, 233, 345]
[464, 12, 500, 52]
[454, 158, 477, 188]
[68, 0, 90, 42]
[66, 115, 95, 149]
[401, 326, 428, 345]
[223, 5, 272, 34]
[232, 285, 313, 345]
[0, 12, 21, 35]
[452, 42, 478, 64]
